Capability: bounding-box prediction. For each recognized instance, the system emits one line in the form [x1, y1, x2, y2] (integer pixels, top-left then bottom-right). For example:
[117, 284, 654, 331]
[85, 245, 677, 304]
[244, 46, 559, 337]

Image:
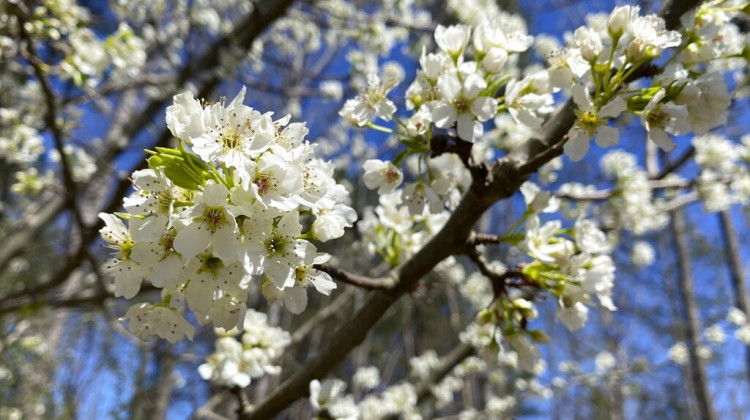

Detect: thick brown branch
[718, 210, 750, 387]
[241, 0, 705, 410]
[670, 210, 717, 420]
[291, 289, 354, 346]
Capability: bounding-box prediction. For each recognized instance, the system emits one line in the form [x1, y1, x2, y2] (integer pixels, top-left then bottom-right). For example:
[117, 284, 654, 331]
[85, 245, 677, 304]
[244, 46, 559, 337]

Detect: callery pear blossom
[565, 85, 627, 161]
[640, 89, 688, 152]
[607, 5, 637, 37]
[626, 14, 681, 60]
[192, 86, 275, 169]
[573, 27, 603, 61]
[198, 310, 290, 388]
[434, 24, 471, 57]
[432, 70, 497, 141]
[173, 181, 240, 263]
[101, 87, 356, 339]
[339, 74, 398, 126]
[99, 213, 142, 299]
[363, 159, 403, 194]
[166, 91, 206, 144]
[122, 303, 194, 343]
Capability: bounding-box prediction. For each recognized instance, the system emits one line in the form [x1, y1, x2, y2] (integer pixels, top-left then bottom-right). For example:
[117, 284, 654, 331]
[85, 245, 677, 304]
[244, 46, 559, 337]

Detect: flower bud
[607, 6, 631, 38]
[476, 309, 494, 326]
[482, 48, 508, 73]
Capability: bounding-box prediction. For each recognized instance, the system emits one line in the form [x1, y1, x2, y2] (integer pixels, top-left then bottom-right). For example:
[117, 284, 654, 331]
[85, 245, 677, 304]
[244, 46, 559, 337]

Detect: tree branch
[413, 342, 476, 403]
[10, 3, 86, 232]
[718, 210, 750, 387]
[0, 0, 298, 316]
[315, 264, 396, 291]
[241, 0, 706, 411]
[670, 209, 717, 420]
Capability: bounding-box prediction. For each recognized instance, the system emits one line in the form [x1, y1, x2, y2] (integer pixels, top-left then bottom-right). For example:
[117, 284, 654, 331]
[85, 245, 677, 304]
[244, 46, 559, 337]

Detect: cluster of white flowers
[59, 23, 146, 87]
[693, 134, 750, 212]
[520, 213, 616, 330]
[339, 17, 539, 259]
[667, 341, 712, 365]
[404, 19, 536, 142]
[727, 307, 750, 345]
[0, 108, 44, 165]
[309, 379, 360, 420]
[357, 190, 451, 266]
[198, 310, 290, 388]
[546, 4, 737, 161]
[100, 87, 355, 340]
[353, 366, 381, 390]
[50, 144, 97, 183]
[409, 349, 440, 380]
[358, 382, 420, 420]
[454, 196, 616, 372]
[598, 150, 669, 235]
[308, 349, 495, 420]
[666, 316, 748, 367]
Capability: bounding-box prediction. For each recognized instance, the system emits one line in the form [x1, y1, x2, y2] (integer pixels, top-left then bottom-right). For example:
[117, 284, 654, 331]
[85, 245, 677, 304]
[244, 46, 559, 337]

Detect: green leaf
[527, 329, 549, 343]
[159, 155, 204, 190]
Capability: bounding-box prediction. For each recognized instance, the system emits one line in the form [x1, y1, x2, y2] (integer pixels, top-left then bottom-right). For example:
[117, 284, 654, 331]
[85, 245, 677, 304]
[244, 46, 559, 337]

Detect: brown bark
[670, 210, 717, 420]
[718, 210, 750, 387]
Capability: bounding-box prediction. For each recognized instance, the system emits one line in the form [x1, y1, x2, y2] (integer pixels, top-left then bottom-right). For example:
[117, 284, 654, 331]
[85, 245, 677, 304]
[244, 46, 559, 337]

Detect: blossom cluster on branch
[100, 87, 354, 341]
[60, 0, 750, 417]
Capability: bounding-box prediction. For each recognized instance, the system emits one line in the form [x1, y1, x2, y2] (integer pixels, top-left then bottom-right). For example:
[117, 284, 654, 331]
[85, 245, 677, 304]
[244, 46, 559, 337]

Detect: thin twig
[11, 3, 87, 231]
[231, 386, 253, 418]
[314, 264, 396, 291]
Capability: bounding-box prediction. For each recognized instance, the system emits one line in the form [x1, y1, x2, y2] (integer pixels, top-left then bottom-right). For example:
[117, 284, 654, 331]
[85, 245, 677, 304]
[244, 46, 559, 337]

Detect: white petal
[564, 131, 590, 162]
[174, 223, 211, 261]
[310, 270, 336, 295]
[265, 261, 294, 289]
[456, 113, 480, 142]
[437, 72, 462, 102]
[649, 128, 676, 151]
[213, 224, 239, 262]
[471, 97, 497, 122]
[277, 211, 302, 237]
[186, 276, 215, 316]
[463, 73, 487, 99]
[203, 182, 229, 206]
[595, 125, 619, 148]
[114, 262, 142, 299]
[282, 286, 308, 314]
[228, 86, 247, 109]
[151, 254, 182, 289]
[571, 85, 592, 110]
[599, 97, 627, 118]
[432, 103, 457, 129]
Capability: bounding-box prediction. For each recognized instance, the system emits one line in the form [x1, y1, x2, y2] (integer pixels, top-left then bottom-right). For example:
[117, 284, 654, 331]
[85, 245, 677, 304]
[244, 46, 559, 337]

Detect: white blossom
[565, 85, 626, 161]
[363, 159, 403, 194]
[435, 24, 471, 57]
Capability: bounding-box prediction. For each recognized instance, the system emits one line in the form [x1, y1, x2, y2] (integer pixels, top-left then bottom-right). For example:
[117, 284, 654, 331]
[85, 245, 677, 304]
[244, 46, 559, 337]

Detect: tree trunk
[671, 210, 717, 420]
[718, 209, 750, 388]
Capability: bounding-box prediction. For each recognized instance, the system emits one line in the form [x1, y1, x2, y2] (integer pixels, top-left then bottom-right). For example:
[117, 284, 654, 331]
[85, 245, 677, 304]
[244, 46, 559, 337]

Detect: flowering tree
[1, 0, 750, 418]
